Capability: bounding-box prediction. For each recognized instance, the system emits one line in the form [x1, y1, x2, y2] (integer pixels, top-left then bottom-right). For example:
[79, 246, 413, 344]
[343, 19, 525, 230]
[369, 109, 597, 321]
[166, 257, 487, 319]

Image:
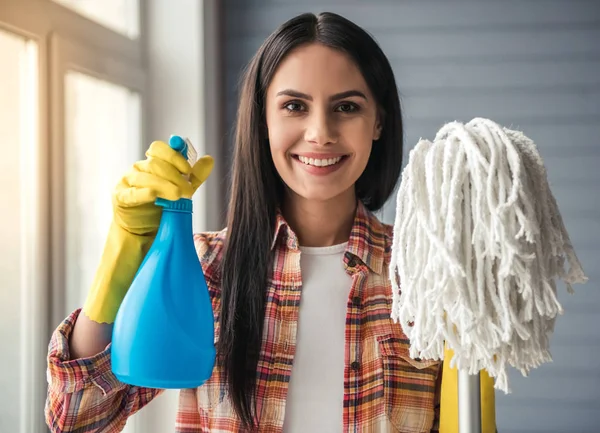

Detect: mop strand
[389, 118, 588, 393]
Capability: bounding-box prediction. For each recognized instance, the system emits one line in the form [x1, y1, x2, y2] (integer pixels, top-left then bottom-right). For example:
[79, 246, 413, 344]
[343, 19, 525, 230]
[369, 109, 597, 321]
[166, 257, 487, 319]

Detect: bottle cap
[155, 197, 193, 212]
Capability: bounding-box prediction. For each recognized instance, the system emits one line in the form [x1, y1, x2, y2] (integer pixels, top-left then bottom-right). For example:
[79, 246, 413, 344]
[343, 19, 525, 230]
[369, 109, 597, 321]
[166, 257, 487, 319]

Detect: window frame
[0, 25, 47, 433]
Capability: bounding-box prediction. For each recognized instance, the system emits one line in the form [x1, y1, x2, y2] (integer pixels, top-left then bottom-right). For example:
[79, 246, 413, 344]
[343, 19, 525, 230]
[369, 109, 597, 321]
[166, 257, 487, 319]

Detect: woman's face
[265, 43, 381, 206]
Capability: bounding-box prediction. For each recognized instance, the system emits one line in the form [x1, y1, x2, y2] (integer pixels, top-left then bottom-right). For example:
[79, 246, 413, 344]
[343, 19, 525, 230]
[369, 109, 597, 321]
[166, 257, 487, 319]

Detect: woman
[46, 12, 494, 433]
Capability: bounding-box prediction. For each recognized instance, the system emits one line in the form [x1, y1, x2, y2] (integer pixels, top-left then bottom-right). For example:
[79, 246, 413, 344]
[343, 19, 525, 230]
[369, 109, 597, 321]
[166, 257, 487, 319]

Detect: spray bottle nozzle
[169, 135, 188, 159]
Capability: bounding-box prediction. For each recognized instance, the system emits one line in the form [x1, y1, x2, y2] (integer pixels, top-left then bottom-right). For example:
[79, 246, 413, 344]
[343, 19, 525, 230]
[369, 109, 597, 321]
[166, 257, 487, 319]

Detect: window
[52, 0, 140, 38]
[0, 28, 40, 433]
[0, 1, 146, 431]
[1, 1, 219, 431]
[63, 71, 142, 314]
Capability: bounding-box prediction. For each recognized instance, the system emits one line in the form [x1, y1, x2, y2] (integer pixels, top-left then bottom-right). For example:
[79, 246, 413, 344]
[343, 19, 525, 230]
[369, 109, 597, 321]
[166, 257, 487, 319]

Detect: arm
[69, 309, 113, 359]
[45, 309, 163, 433]
[45, 140, 214, 432]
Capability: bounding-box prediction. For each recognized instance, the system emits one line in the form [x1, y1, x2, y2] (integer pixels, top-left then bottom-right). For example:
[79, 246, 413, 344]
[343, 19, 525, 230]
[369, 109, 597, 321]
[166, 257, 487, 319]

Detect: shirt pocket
[376, 335, 440, 433]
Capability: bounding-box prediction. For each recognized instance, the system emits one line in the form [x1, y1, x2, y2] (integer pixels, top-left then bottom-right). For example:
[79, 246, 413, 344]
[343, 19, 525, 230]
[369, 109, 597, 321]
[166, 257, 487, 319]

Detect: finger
[114, 182, 157, 208]
[190, 155, 215, 190]
[134, 158, 194, 197]
[124, 170, 182, 202]
[146, 141, 192, 175]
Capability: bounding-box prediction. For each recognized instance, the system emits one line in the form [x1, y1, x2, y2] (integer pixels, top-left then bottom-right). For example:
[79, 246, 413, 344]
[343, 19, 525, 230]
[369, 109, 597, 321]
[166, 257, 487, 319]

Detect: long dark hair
[218, 11, 404, 428]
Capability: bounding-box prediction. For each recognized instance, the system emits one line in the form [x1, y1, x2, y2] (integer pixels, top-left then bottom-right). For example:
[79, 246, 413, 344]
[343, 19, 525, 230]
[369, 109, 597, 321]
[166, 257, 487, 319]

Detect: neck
[282, 189, 357, 247]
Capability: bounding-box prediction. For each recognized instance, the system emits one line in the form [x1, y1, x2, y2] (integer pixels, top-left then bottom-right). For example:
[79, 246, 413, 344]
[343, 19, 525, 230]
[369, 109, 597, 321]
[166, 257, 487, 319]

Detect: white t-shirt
[282, 242, 351, 433]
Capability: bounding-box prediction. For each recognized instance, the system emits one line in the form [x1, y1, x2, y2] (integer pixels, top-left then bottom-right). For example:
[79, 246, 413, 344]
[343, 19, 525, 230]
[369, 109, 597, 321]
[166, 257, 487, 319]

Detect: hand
[82, 139, 214, 324]
[113, 140, 214, 236]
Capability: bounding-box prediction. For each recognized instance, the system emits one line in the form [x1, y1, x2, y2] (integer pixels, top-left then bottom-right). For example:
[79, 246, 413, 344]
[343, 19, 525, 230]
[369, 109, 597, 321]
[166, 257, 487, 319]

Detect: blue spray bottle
[111, 135, 216, 388]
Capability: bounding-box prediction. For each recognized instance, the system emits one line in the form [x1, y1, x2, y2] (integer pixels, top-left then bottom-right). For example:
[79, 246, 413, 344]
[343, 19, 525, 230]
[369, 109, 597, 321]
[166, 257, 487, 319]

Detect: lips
[291, 153, 349, 176]
[292, 153, 348, 167]
[297, 155, 343, 167]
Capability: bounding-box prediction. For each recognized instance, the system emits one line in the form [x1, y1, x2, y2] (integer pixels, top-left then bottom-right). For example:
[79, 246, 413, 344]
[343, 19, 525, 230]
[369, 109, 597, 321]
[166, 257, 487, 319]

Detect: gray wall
[224, 1, 600, 432]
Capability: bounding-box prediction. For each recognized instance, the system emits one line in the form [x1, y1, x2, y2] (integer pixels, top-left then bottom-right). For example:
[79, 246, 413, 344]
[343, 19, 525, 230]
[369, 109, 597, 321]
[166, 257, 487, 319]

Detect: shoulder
[371, 218, 394, 287]
[380, 220, 394, 247]
[363, 209, 394, 270]
[382, 221, 394, 265]
[194, 228, 227, 257]
[194, 228, 228, 285]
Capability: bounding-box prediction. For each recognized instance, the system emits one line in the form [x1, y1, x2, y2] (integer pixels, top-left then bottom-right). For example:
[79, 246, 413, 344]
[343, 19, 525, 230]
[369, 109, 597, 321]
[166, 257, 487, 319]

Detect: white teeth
[298, 156, 343, 167]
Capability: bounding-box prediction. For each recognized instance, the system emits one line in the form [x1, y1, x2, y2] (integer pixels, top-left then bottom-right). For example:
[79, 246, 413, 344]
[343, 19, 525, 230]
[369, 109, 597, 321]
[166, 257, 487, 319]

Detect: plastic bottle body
[111, 200, 216, 389]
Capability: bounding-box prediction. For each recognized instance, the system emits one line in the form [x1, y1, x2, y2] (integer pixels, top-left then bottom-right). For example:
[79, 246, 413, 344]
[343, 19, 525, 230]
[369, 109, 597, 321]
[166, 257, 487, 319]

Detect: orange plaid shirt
[45, 202, 442, 432]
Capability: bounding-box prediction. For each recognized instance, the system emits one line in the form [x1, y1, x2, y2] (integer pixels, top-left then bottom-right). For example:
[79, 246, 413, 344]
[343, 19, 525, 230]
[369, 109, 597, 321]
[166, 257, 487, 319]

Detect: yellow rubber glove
[439, 345, 496, 433]
[82, 140, 214, 324]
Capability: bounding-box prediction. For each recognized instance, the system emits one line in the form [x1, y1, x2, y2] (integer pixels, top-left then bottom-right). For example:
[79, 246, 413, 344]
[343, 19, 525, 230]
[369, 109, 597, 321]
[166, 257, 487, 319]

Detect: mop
[389, 118, 588, 431]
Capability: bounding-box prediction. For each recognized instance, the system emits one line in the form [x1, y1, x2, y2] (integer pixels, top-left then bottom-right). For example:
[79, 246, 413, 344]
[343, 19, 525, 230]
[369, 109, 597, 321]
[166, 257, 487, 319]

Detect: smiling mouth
[293, 155, 348, 167]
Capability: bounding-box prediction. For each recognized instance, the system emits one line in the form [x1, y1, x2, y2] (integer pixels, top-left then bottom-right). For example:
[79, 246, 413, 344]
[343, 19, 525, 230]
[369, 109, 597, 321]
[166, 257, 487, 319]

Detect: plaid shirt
[46, 202, 442, 432]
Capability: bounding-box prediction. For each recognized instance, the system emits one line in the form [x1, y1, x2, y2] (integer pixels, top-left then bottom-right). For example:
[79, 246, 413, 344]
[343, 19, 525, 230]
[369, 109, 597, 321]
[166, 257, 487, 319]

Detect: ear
[372, 107, 384, 141]
[373, 120, 382, 141]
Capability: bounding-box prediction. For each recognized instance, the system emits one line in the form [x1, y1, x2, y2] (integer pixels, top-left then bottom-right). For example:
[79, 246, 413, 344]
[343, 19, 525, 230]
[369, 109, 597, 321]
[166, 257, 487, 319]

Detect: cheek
[268, 118, 303, 157]
[341, 118, 376, 153]
[268, 125, 296, 182]
[351, 115, 376, 137]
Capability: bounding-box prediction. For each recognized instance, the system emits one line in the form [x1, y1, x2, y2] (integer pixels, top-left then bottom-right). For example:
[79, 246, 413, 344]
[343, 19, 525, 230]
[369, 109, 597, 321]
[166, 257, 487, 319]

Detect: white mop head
[389, 118, 587, 393]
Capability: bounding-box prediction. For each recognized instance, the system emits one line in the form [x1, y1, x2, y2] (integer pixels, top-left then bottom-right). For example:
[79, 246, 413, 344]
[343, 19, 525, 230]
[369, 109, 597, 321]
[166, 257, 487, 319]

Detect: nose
[304, 108, 337, 146]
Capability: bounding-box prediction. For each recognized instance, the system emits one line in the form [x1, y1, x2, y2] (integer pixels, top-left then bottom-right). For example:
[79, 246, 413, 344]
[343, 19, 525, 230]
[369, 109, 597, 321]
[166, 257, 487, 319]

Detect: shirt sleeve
[45, 309, 163, 433]
[431, 361, 443, 433]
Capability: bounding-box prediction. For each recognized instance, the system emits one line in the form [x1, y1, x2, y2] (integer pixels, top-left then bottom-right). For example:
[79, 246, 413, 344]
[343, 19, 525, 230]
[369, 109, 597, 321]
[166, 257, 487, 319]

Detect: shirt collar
[271, 201, 388, 275]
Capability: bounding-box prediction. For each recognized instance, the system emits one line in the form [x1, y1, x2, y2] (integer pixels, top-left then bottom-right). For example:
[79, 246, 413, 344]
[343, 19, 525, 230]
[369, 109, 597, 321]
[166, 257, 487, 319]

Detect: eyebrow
[275, 89, 368, 102]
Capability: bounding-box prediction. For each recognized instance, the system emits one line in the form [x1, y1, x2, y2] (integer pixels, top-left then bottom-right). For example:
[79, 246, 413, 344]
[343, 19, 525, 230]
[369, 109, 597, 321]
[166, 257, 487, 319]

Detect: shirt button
[351, 361, 360, 371]
[352, 296, 361, 306]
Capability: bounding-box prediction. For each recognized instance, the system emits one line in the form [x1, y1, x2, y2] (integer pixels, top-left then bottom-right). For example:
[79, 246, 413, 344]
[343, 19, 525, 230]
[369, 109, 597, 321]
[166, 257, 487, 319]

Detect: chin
[288, 185, 354, 205]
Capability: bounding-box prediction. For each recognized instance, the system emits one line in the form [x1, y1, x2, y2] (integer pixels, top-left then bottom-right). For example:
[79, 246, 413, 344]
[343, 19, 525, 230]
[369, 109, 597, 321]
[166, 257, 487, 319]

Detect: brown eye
[284, 101, 305, 112]
[335, 103, 359, 113]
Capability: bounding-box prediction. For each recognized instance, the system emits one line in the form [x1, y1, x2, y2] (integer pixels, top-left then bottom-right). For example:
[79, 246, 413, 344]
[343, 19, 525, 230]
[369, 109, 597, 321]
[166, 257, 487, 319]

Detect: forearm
[69, 311, 113, 359]
[46, 310, 163, 433]
[72, 224, 153, 358]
